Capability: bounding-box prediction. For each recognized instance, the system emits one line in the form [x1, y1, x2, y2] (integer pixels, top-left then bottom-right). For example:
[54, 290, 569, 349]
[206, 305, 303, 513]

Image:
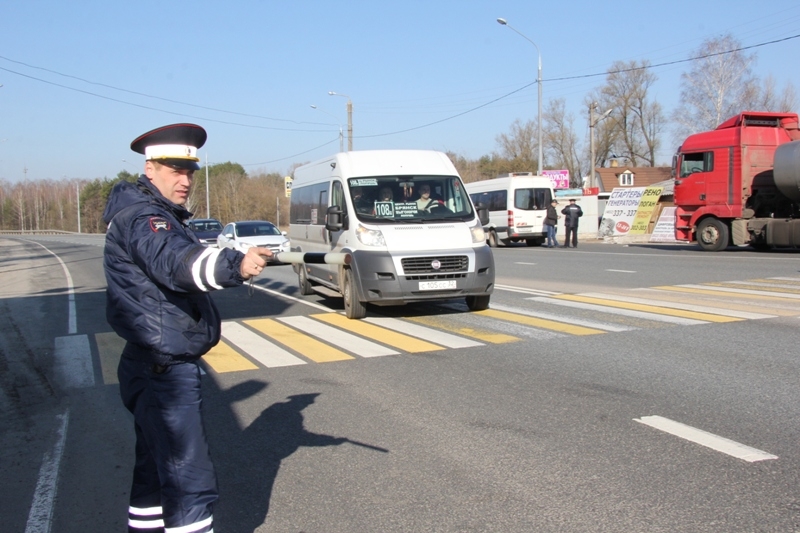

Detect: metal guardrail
[0, 230, 94, 235]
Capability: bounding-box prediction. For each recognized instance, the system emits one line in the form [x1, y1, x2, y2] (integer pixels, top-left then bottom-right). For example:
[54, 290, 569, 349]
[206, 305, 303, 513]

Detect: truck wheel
[343, 268, 367, 319]
[488, 229, 499, 248]
[466, 295, 490, 311]
[696, 218, 730, 251]
[298, 265, 313, 295]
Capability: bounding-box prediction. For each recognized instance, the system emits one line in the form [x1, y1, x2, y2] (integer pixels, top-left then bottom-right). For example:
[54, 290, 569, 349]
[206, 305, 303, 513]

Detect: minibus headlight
[356, 224, 386, 247]
[470, 219, 485, 243]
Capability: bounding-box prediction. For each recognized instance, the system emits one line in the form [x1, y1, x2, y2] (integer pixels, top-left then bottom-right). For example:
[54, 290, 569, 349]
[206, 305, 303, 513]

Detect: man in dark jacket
[561, 198, 583, 248]
[104, 123, 273, 533]
[544, 199, 559, 247]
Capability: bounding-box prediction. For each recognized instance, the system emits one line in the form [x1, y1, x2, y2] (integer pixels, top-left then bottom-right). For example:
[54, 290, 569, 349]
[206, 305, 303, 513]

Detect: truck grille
[401, 255, 468, 274]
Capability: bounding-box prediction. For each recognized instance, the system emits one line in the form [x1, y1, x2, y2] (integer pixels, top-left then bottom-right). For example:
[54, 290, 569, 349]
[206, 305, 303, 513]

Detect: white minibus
[466, 172, 555, 247]
[289, 150, 494, 319]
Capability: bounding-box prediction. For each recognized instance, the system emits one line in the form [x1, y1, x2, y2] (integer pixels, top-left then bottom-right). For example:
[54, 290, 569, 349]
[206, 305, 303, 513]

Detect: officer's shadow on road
[207, 380, 388, 532]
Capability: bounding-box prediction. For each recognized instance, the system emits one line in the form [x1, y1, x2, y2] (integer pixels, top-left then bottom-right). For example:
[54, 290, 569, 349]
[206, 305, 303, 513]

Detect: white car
[217, 221, 290, 261]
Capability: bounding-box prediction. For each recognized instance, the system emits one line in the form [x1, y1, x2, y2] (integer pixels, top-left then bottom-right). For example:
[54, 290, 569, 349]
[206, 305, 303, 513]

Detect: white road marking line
[364, 317, 484, 348]
[53, 335, 94, 388]
[278, 316, 400, 357]
[221, 322, 306, 367]
[606, 269, 637, 273]
[495, 284, 560, 296]
[25, 240, 77, 334]
[580, 292, 775, 320]
[25, 410, 69, 533]
[249, 283, 335, 312]
[489, 303, 635, 332]
[527, 297, 707, 325]
[634, 415, 778, 463]
[768, 277, 800, 283]
[676, 284, 800, 299]
[514, 262, 538, 265]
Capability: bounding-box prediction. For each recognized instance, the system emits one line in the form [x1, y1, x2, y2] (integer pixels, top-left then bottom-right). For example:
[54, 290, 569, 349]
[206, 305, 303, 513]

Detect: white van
[466, 172, 555, 247]
[289, 150, 494, 319]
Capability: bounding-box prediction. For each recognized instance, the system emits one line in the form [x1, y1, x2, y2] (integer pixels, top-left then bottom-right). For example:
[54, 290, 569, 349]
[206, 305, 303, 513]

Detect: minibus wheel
[298, 265, 314, 295]
[466, 295, 490, 311]
[343, 268, 367, 319]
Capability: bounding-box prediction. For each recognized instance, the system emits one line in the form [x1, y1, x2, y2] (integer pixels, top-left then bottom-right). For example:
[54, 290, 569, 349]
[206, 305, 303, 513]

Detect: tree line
[0, 34, 795, 234]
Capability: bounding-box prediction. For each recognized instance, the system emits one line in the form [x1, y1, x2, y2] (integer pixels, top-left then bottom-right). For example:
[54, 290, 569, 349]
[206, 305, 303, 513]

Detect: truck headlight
[470, 219, 485, 244]
[356, 224, 386, 247]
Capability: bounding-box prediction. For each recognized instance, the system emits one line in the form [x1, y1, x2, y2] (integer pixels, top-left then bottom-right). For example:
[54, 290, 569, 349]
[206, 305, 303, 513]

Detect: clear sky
[1, 1, 799, 183]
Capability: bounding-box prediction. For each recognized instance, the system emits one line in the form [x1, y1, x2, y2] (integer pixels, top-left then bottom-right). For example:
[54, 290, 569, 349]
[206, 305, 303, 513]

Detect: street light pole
[311, 105, 344, 152]
[328, 91, 353, 151]
[497, 17, 542, 175]
[205, 152, 210, 219]
[589, 102, 613, 189]
[76, 183, 81, 234]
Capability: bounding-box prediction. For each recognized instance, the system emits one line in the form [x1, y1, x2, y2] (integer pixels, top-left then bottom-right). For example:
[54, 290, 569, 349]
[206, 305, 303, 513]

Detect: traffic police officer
[103, 123, 273, 533]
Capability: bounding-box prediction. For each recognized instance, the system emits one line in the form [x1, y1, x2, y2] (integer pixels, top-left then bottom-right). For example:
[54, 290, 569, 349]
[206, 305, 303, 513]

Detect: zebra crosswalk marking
[203, 340, 259, 373]
[579, 292, 774, 320]
[244, 318, 354, 363]
[278, 316, 399, 357]
[557, 294, 742, 323]
[660, 284, 800, 301]
[363, 317, 484, 348]
[528, 296, 706, 325]
[491, 302, 636, 332]
[405, 316, 522, 344]
[473, 308, 606, 336]
[714, 281, 800, 293]
[222, 321, 307, 367]
[312, 313, 445, 352]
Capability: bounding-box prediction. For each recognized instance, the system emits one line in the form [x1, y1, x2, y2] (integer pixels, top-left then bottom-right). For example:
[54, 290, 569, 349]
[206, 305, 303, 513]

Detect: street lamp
[497, 17, 543, 175]
[328, 91, 353, 151]
[589, 102, 613, 189]
[310, 105, 344, 152]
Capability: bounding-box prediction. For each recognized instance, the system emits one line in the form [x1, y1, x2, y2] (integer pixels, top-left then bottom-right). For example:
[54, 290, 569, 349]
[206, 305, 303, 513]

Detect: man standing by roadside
[103, 123, 273, 533]
[544, 199, 559, 247]
[561, 198, 583, 248]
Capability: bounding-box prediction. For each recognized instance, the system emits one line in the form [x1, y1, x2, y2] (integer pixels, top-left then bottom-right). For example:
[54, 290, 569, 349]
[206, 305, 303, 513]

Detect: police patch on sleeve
[149, 217, 171, 232]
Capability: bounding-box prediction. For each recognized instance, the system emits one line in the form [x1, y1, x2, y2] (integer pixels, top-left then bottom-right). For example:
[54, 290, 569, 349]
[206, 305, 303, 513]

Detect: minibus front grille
[401, 255, 468, 274]
[405, 273, 467, 281]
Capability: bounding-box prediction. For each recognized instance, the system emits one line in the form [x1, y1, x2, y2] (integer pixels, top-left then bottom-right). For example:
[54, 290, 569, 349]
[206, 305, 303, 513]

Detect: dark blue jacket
[103, 176, 244, 365]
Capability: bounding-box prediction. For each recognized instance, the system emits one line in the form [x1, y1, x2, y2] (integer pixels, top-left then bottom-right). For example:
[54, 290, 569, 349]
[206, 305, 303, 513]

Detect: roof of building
[596, 166, 672, 193]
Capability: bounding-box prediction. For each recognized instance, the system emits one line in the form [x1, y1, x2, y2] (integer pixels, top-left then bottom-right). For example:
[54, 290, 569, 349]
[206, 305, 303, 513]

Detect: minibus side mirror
[475, 203, 489, 226]
[325, 205, 344, 232]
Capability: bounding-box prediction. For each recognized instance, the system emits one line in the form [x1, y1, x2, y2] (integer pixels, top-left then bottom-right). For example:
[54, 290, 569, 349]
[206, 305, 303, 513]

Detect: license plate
[418, 280, 456, 291]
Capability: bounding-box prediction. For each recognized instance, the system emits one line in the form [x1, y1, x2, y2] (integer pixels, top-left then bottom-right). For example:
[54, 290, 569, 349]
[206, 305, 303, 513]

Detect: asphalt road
[3, 235, 800, 532]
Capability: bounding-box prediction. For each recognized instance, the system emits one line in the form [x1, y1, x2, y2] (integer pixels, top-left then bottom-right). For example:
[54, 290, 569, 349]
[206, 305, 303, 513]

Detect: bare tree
[591, 59, 664, 167]
[672, 34, 759, 139]
[495, 119, 538, 171]
[542, 98, 582, 184]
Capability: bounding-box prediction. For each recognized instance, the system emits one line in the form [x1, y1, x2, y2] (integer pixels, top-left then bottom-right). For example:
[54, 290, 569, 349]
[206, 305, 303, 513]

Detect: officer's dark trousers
[564, 226, 578, 247]
[118, 358, 217, 533]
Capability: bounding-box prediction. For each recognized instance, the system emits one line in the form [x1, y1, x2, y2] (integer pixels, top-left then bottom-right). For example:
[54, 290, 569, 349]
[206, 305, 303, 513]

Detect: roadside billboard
[598, 187, 663, 237]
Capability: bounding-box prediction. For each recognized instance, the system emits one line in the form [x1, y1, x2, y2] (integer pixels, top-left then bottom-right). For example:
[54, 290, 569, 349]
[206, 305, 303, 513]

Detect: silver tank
[774, 140, 800, 203]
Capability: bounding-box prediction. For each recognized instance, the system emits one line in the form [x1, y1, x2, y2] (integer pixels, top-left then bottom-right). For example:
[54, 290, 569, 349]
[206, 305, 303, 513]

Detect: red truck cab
[673, 112, 800, 250]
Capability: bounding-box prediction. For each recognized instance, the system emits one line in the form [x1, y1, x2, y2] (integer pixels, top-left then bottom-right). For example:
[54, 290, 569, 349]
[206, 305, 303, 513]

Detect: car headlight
[356, 224, 386, 247]
[470, 218, 485, 244]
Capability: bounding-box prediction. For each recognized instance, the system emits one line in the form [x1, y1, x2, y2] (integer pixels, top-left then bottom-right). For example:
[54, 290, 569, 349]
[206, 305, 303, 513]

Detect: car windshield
[190, 221, 222, 231]
[348, 175, 475, 223]
[235, 222, 281, 237]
